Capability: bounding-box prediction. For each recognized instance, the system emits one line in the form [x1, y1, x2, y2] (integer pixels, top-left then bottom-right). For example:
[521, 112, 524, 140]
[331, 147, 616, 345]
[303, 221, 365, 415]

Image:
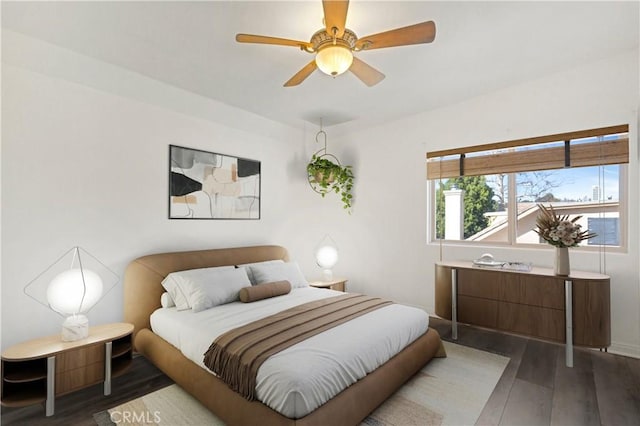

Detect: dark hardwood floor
[429, 317, 640, 426]
[2, 318, 639, 425]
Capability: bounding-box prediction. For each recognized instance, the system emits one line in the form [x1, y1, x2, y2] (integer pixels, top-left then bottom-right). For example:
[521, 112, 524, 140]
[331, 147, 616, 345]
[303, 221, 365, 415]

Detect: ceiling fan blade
[355, 21, 436, 50]
[284, 60, 318, 87]
[236, 33, 312, 50]
[349, 57, 385, 87]
[323, 0, 349, 38]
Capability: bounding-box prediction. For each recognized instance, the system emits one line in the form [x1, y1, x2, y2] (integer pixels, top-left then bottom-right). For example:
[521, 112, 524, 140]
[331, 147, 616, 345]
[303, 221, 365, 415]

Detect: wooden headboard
[123, 245, 289, 346]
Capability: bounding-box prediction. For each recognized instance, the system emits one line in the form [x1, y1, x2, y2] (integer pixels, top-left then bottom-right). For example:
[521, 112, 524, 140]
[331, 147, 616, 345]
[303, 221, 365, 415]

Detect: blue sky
[440, 164, 620, 202]
[536, 165, 619, 201]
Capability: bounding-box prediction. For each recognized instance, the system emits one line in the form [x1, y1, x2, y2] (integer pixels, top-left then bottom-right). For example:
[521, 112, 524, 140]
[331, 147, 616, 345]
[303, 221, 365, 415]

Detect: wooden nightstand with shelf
[309, 278, 348, 292]
[1, 322, 133, 416]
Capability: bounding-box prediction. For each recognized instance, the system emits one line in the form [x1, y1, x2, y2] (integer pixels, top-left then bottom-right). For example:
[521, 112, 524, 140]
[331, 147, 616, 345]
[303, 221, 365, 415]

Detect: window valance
[426, 124, 629, 179]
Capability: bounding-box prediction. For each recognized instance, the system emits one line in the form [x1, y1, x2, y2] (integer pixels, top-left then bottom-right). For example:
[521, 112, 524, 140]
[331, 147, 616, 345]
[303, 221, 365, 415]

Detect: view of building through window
[433, 165, 622, 247]
[428, 125, 628, 248]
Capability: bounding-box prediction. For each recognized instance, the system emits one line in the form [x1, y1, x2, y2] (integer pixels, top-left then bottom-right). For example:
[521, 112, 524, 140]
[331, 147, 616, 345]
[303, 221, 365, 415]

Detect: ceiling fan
[235, 0, 436, 87]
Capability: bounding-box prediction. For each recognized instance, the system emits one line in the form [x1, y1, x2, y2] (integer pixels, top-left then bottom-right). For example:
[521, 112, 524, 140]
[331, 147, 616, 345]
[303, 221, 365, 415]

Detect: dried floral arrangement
[534, 204, 597, 248]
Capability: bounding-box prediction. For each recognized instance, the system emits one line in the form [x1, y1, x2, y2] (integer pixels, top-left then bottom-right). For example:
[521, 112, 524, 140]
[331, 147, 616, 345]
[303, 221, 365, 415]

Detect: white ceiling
[2, 1, 638, 132]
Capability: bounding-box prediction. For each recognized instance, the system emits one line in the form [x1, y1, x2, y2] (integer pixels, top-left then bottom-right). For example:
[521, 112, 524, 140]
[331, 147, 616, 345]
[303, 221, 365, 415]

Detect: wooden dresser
[435, 261, 610, 366]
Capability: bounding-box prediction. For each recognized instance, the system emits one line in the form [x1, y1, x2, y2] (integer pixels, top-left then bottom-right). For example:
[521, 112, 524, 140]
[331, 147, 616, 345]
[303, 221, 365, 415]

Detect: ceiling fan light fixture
[315, 45, 353, 77]
[236, 2, 435, 87]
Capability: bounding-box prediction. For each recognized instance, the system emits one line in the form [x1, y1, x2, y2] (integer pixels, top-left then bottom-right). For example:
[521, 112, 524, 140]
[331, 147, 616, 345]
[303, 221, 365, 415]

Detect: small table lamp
[315, 236, 339, 281]
[24, 247, 119, 341]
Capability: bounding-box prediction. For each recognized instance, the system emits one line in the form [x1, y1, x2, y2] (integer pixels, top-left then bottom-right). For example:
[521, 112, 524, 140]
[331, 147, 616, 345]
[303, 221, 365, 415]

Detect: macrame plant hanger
[308, 119, 342, 195]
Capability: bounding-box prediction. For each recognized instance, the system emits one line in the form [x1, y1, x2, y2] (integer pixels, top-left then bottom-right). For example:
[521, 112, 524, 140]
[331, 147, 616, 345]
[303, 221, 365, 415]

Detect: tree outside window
[435, 175, 498, 239]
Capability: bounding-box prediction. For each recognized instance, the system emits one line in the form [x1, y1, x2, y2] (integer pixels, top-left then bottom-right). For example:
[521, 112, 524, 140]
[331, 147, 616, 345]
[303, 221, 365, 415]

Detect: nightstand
[1, 322, 133, 416]
[309, 278, 348, 292]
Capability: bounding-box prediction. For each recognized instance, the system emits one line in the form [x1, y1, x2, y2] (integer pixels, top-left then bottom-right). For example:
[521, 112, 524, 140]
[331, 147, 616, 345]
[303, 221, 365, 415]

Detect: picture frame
[168, 145, 261, 219]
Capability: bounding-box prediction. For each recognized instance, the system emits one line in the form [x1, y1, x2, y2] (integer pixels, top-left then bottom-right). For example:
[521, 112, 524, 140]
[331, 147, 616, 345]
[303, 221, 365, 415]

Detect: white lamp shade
[47, 268, 103, 315]
[316, 245, 339, 269]
[315, 45, 353, 76]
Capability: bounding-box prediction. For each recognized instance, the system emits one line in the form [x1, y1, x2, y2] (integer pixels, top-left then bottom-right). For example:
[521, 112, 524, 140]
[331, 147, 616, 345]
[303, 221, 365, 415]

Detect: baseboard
[608, 341, 640, 359]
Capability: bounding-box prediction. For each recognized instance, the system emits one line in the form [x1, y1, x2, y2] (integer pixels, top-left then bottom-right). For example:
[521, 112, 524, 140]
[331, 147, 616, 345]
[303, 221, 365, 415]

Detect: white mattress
[150, 287, 429, 418]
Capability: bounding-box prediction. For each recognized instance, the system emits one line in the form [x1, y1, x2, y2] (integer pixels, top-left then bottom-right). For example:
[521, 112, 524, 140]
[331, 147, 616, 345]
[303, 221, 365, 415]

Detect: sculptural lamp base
[322, 269, 334, 281]
[554, 247, 570, 276]
[61, 315, 89, 341]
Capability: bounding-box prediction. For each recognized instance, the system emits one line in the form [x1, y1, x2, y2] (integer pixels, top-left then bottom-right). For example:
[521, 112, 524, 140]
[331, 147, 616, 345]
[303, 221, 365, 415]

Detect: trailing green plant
[307, 154, 354, 212]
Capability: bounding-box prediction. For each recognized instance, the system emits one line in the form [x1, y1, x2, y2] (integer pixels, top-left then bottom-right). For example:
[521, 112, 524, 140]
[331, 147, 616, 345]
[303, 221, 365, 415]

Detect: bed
[124, 245, 445, 426]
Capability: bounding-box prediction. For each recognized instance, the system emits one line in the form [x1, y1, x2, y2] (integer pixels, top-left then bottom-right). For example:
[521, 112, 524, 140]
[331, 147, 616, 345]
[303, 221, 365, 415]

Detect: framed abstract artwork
[169, 145, 261, 219]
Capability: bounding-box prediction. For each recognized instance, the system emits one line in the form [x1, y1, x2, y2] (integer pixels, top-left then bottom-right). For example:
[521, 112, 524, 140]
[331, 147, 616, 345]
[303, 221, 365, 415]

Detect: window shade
[426, 124, 629, 180]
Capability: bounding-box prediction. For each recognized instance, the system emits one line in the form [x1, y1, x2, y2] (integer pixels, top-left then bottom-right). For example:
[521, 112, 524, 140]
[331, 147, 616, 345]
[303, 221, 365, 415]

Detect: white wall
[0, 32, 304, 349]
[295, 50, 640, 357]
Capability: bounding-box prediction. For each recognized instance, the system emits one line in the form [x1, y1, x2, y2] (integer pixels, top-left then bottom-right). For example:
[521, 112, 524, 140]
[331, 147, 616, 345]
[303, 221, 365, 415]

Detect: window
[435, 174, 508, 242]
[428, 125, 628, 249]
[587, 217, 620, 246]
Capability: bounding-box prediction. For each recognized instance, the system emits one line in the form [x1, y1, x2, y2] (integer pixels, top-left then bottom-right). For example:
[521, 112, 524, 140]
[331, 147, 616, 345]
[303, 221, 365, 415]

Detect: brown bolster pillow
[239, 280, 291, 303]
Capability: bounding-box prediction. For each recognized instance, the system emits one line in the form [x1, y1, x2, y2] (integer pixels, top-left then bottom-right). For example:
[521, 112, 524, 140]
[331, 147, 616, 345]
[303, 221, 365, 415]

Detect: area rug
[95, 341, 509, 426]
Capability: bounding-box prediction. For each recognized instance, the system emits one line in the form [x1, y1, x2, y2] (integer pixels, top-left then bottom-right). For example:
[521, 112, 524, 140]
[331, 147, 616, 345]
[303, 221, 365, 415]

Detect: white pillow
[161, 265, 234, 311]
[249, 262, 308, 289]
[190, 268, 251, 312]
[237, 259, 285, 285]
[160, 292, 175, 308]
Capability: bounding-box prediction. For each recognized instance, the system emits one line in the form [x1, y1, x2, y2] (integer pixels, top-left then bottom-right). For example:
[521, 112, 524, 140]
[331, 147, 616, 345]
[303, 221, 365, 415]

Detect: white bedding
[150, 287, 429, 418]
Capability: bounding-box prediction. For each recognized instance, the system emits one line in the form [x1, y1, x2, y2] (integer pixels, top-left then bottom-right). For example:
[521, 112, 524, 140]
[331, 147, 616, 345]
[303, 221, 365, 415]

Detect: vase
[554, 247, 570, 276]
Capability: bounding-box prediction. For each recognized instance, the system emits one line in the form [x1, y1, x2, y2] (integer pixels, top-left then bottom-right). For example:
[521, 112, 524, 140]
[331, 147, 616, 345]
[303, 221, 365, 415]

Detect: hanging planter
[311, 163, 336, 185]
[307, 127, 354, 213]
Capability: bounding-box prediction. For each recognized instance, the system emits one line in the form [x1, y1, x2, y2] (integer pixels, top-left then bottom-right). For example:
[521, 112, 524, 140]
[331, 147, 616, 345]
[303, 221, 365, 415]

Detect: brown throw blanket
[203, 293, 393, 400]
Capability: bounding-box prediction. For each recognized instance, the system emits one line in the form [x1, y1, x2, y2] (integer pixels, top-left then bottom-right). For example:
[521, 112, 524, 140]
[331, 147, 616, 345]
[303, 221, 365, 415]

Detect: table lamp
[24, 247, 119, 341]
[315, 235, 339, 281]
